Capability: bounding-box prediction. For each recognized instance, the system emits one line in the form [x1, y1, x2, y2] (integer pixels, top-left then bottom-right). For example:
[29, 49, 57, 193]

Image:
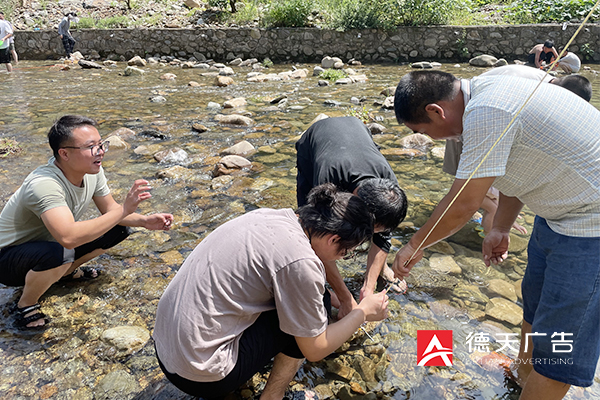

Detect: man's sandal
[13, 303, 47, 329]
[60, 266, 100, 282]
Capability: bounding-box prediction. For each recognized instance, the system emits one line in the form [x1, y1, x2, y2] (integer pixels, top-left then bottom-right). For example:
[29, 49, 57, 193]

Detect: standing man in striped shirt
[392, 70, 600, 400]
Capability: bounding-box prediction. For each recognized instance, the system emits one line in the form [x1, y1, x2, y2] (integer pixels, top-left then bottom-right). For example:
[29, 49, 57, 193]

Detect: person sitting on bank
[549, 48, 582, 74]
[527, 40, 559, 69]
[0, 115, 174, 329]
[296, 116, 408, 319]
[153, 184, 389, 400]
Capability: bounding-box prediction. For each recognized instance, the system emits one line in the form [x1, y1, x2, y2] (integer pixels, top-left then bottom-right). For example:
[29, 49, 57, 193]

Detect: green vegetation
[0, 139, 22, 158]
[262, 0, 313, 27]
[505, 0, 600, 24]
[319, 68, 348, 81]
[580, 42, 595, 60]
[347, 105, 371, 123]
[205, 0, 599, 27]
[6, 0, 599, 30]
[328, 0, 399, 30]
[262, 57, 273, 67]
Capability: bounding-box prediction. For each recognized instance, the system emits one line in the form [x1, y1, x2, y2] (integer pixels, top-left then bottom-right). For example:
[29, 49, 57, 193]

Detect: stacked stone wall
[16, 24, 600, 63]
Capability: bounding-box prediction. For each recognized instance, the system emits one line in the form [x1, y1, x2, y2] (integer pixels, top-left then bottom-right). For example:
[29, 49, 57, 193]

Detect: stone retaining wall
[15, 24, 600, 63]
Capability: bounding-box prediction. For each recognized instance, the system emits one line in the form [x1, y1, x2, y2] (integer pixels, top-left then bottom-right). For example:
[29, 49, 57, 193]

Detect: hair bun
[306, 183, 338, 208]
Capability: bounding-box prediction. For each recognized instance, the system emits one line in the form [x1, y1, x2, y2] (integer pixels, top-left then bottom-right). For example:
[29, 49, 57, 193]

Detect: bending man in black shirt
[296, 116, 408, 318]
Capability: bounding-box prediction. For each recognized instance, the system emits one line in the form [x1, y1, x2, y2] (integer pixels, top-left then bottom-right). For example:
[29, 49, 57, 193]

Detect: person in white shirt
[0, 12, 13, 72]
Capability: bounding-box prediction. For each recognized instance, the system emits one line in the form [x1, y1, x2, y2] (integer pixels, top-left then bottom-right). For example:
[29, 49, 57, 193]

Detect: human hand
[391, 242, 423, 279]
[144, 213, 174, 231]
[482, 229, 510, 266]
[123, 179, 152, 215]
[359, 285, 373, 303]
[359, 291, 389, 322]
[337, 296, 358, 320]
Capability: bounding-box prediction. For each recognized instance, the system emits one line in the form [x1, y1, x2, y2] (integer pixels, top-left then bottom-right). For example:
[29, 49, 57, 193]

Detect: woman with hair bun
[154, 183, 389, 400]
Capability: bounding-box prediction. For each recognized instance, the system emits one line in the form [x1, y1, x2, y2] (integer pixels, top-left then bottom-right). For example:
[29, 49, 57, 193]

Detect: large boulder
[78, 60, 103, 69]
[124, 66, 145, 76]
[469, 54, 498, 67]
[127, 55, 146, 67]
[322, 56, 343, 69]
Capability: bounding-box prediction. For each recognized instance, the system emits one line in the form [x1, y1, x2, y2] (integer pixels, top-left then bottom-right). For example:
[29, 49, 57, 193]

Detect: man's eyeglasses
[61, 141, 109, 156]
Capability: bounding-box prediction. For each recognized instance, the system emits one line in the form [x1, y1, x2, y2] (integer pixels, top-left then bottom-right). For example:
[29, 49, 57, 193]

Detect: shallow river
[0, 60, 599, 400]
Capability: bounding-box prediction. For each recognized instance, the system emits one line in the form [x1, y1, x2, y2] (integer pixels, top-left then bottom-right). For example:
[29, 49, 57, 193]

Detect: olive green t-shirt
[0, 158, 111, 249]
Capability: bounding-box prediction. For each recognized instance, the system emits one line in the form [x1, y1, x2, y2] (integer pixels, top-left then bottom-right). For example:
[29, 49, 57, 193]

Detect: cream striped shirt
[456, 75, 600, 237]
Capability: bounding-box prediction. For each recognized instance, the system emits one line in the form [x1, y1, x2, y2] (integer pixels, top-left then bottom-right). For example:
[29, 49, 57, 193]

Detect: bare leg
[6, 62, 12, 73]
[519, 369, 570, 400]
[513, 320, 533, 387]
[62, 248, 104, 278]
[17, 248, 105, 327]
[11, 50, 18, 65]
[260, 353, 304, 400]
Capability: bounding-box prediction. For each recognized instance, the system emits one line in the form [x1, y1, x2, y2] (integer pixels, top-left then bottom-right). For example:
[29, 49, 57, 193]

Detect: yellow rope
[403, 0, 600, 267]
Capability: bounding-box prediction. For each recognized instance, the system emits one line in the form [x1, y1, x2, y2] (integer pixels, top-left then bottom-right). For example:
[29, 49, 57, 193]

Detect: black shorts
[0, 47, 11, 64]
[156, 309, 305, 399]
[0, 225, 130, 286]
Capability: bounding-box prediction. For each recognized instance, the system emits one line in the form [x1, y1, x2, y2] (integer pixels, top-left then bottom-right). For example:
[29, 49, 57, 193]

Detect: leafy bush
[74, 17, 96, 28]
[319, 68, 348, 81]
[263, 0, 313, 27]
[398, 0, 471, 26]
[96, 15, 131, 28]
[232, 0, 263, 24]
[504, 0, 600, 23]
[328, 0, 400, 30]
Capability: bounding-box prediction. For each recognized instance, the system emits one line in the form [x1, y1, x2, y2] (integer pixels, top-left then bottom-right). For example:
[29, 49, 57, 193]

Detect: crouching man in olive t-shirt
[0, 115, 173, 329]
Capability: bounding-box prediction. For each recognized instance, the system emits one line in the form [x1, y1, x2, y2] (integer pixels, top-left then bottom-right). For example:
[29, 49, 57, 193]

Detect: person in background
[154, 184, 389, 400]
[0, 12, 16, 65]
[0, 11, 13, 72]
[0, 115, 174, 329]
[527, 40, 559, 69]
[296, 116, 408, 319]
[550, 48, 581, 74]
[58, 12, 77, 58]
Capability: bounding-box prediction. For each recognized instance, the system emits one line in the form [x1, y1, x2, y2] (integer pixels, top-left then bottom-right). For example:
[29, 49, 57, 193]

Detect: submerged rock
[485, 297, 523, 326]
[94, 370, 140, 400]
[128, 55, 146, 67]
[101, 325, 150, 355]
[221, 140, 255, 156]
[215, 114, 255, 126]
[123, 66, 145, 76]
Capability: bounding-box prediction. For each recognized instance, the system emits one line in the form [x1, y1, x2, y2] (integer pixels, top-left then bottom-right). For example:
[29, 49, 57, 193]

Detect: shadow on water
[1, 61, 600, 399]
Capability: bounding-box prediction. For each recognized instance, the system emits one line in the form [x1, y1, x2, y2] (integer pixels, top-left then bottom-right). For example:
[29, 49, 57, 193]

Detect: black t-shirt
[295, 116, 398, 252]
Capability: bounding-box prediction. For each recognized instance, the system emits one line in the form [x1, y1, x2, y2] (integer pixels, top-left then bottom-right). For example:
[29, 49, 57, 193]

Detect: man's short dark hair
[48, 115, 97, 159]
[551, 75, 592, 102]
[356, 178, 407, 232]
[544, 40, 554, 49]
[394, 71, 458, 125]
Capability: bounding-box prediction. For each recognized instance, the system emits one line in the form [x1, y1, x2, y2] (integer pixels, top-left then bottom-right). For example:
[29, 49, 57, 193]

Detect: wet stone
[485, 297, 523, 326]
[101, 326, 150, 355]
[484, 278, 518, 302]
[94, 370, 140, 400]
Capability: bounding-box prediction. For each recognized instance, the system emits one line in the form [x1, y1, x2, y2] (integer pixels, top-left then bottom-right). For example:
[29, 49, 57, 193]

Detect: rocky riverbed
[1, 58, 600, 400]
